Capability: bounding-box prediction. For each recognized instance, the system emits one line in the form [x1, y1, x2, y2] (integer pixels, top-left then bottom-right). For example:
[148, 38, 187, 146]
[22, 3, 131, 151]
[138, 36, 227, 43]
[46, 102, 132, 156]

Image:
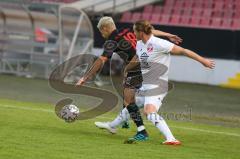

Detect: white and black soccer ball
[60, 104, 80, 123]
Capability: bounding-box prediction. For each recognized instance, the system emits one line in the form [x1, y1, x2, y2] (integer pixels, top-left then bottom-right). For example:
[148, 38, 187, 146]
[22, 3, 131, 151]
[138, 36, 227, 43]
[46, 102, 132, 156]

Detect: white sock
[147, 113, 176, 141]
[109, 108, 129, 128]
[137, 125, 145, 132]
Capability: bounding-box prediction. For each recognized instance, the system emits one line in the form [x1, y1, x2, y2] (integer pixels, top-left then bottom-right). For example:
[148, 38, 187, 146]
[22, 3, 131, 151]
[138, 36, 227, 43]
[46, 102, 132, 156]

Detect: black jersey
[101, 28, 137, 64]
[101, 28, 142, 89]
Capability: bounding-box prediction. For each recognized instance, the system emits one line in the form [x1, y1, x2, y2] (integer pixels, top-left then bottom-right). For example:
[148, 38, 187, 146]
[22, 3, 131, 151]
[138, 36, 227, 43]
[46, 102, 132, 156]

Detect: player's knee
[144, 104, 157, 115]
[124, 100, 135, 107]
[124, 97, 135, 104]
[124, 90, 135, 105]
[124, 96, 135, 106]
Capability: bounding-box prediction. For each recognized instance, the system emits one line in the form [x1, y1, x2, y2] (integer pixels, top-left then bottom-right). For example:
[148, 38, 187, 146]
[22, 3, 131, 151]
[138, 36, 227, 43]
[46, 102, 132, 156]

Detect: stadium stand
[30, 0, 77, 3]
[28, 0, 160, 14]
[120, 0, 240, 30]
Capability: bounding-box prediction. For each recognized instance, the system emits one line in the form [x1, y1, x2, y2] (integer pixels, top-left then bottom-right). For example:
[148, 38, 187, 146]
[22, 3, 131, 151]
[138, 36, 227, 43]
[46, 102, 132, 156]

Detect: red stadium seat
[165, 0, 175, 6]
[150, 14, 161, 24]
[144, 5, 153, 13]
[223, 11, 234, 18]
[175, 0, 184, 8]
[200, 17, 211, 27]
[202, 9, 213, 17]
[234, 11, 240, 17]
[160, 15, 171, 25]
[203, 2, 214, 9]
[225, 3, 235, 10]
[120, 12, 132, 22]
[193, 1, 204, 8]
[172, 8, 183, 15]
[214, 2, 225, 10]
[190, 17, 201, 26]
[235, 4, 240, 10]
[142, 13, 151, 21]
[180, 16, 191, 25]
[232, 19, 240, 30]
[162, 7, 173, 15]
[233, 11, 240, 19]
[169, 15, 181, 25]
[182, 9, 192, 16]
[211, 18, 222, 28]
[130, 13, 141, 23]
[192, 8, 203, 17]
[153, 6, 163, 14]
[222, 19, 232, 29]
[224, 0, 236, 3]
[118, 0, 239, 30]
[212, 11, 223, 18]
[184, 1, 194, 8]
[202, 0, 212, 2]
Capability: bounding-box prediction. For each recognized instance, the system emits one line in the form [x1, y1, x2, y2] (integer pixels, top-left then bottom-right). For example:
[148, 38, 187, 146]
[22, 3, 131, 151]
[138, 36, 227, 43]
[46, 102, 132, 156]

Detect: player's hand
[75, 77, 86, 86]
[167, 34, 183, 45]
[202, 58, 215, 69]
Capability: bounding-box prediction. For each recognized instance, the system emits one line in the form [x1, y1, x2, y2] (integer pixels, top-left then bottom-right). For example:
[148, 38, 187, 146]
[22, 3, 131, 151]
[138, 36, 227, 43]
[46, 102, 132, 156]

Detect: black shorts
[123, 71, 143, 89]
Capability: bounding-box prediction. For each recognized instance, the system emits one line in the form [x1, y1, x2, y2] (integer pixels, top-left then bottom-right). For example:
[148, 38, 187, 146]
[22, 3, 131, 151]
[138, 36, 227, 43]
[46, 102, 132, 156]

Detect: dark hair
[134, 20, 154, 35]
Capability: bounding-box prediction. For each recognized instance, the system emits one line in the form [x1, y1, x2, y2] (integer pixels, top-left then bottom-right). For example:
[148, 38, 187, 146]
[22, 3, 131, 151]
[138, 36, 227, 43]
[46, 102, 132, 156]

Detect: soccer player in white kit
[131, 20, 215, 145]
[95, 20, 215, 145]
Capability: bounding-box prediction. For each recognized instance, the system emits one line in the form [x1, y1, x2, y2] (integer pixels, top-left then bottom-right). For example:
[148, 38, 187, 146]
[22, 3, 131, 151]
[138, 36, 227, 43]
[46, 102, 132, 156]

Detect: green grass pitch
[0, 75, 240, 159]
[0, 99, 240, 159]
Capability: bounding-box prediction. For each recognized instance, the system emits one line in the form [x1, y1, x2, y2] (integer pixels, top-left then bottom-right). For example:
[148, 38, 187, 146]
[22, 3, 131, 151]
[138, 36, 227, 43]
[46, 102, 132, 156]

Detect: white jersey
[136, 35, 174, 82]
[135, 35, 174, 109]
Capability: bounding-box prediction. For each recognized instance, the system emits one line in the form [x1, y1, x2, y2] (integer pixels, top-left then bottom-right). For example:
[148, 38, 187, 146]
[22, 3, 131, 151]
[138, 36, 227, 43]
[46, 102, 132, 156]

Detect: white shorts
[135, 84, 167, 112]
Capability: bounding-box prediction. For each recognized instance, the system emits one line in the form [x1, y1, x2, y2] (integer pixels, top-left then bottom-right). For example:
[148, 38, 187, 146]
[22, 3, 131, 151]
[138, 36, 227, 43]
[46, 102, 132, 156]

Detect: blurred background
[0, 0, 239, 126]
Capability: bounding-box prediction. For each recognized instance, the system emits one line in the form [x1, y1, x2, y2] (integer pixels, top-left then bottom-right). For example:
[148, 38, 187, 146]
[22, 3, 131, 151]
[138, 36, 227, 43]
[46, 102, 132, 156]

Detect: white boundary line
[1, 104, 240, 137]
[0, 104, 54, 113]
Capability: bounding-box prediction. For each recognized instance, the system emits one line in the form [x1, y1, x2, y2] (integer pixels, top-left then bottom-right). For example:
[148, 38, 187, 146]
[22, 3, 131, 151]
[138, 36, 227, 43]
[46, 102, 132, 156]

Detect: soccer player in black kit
[76, 17, 182, 141]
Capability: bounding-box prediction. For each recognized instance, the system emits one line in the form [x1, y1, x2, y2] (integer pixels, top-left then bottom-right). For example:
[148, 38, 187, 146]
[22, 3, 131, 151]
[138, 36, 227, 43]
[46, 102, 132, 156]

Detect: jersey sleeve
[157, 38, 175, 54]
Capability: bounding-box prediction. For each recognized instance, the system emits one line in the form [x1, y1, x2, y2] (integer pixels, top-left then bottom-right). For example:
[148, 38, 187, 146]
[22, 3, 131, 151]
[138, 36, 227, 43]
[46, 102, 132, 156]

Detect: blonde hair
[134, 20, 154, 35]
[97, 16, 116, 29]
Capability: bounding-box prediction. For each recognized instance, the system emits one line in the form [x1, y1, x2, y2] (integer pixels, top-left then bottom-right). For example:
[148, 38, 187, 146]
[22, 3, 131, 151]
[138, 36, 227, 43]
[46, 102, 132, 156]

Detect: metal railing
[0, 1, 94, 79]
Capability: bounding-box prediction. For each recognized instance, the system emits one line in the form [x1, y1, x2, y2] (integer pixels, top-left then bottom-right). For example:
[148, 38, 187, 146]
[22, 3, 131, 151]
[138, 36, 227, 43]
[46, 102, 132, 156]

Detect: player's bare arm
[152, 29, 183, 45]
[76, 56, 108, 86]
[170, 45, 215, 69]
[124, 55, 140, 77]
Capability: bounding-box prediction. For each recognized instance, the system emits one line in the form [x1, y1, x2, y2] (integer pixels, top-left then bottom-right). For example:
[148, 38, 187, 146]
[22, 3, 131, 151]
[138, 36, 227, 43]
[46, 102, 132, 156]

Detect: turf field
[0, 75, 240, 159]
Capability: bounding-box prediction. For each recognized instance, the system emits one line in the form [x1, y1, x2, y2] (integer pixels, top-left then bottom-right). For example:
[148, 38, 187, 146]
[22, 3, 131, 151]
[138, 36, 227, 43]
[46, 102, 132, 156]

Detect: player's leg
[111, 86, 145, 130]
[95, 71, 147, 138]
[120, 88, 130, 129]
[95, 107, 129, 134]
[95, 89, 145, 133]
[121, 104, 130, 129]
[144, 95, 181, 145]
[123, 87, 149, 143]
[94, 88, 134, 132]
[94, 86, 131, 133]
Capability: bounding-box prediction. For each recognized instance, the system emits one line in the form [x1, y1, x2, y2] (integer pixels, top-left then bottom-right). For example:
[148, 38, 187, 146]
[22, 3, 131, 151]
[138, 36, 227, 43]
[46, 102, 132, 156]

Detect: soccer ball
[60, 104, 80, 123]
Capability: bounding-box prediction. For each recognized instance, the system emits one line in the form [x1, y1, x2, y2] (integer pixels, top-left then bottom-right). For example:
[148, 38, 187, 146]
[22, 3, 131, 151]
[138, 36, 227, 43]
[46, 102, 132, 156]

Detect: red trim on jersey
[123, 32, 137, 49]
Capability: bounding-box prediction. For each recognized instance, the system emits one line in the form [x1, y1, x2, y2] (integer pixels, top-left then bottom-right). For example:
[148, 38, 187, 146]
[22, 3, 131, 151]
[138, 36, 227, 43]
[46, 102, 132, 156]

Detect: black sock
[126, 103, 146, 132]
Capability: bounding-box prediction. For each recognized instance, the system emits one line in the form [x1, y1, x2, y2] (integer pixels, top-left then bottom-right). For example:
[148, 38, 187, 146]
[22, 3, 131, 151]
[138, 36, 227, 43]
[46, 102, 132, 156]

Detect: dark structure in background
[92, 20, 240, 60]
